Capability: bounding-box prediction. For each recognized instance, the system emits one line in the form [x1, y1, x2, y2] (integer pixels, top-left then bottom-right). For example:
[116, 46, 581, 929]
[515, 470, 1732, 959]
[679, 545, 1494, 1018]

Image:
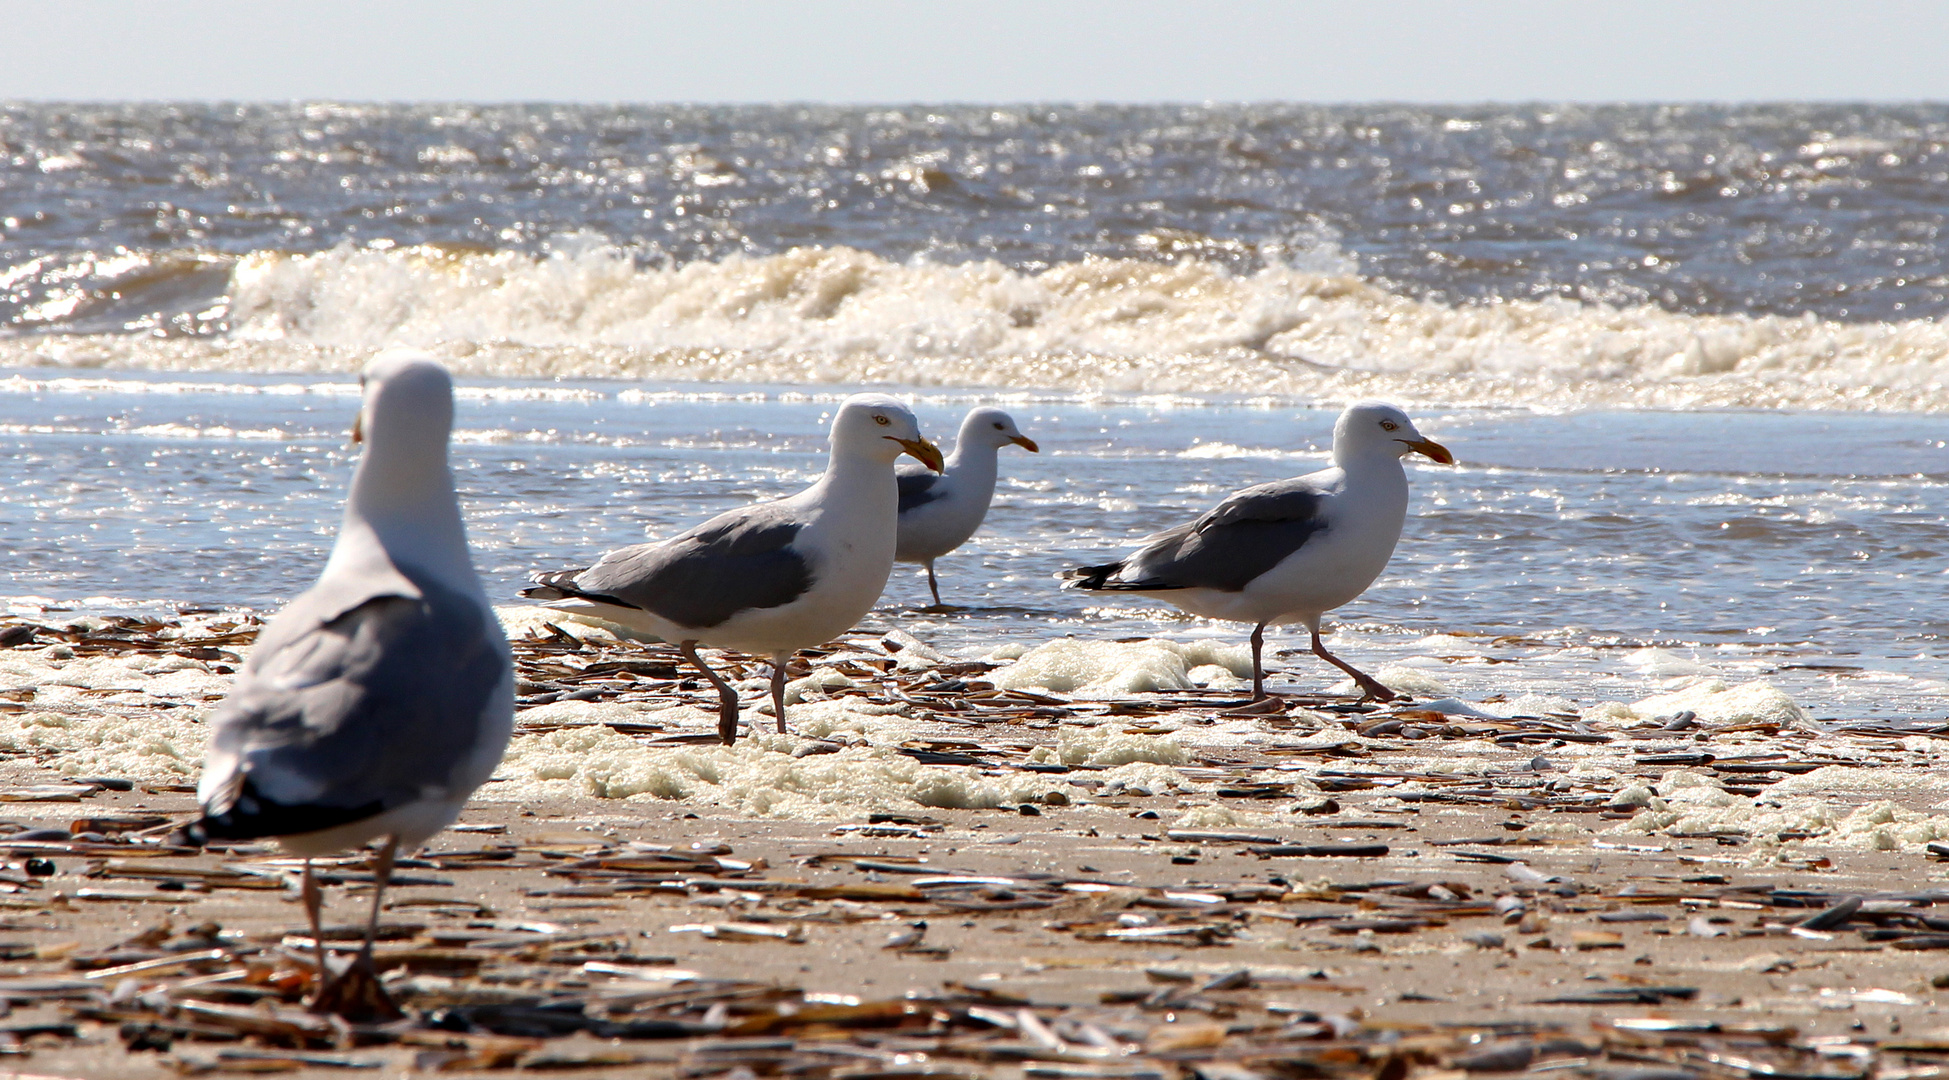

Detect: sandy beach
[0, 611, 1943, 1077]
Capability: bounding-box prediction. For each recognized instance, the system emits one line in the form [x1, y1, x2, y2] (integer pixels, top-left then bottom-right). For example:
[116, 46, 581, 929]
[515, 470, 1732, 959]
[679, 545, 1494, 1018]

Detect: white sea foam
[1330, 665, 1451, 699]
[496, 605, 637, 644]
[1615, 788, 1949, 853]
[0, 609, 1914, 839]
[1624, 647, 1719, 679]
[1026, 727, 1192, 768]
[494, 717, 1048, 817]
[1598, 757, 1949, 853]
[1174, 804, 1279, 830]
[990, 637, 1253, 696]
[1630, 679, 1813, 727]
[0, 645, 227, 780]
[5, 244, 1946, 412]
[0, 707, 208, 781]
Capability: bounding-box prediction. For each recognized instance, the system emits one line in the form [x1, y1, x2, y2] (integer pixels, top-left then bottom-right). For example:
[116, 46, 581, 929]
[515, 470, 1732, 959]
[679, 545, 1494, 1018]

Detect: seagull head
[962, 407, 1039, 453]
[351, 349, 456, 460]
[1334, 401, 1453, 465]
[833, 394, 944, 473]
[340, 350, 471, 568]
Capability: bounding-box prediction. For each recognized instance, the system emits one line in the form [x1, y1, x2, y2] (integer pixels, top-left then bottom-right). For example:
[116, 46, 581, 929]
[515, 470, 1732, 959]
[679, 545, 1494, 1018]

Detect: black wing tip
[1061, 562, 1124, 591]
[1060, 562, 1189, 593]
[192, 785, 384, 845]
[522, 568, 599, 603]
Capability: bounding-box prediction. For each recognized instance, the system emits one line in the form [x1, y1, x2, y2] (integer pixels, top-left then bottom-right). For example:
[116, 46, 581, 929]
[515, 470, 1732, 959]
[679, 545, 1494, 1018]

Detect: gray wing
[1071, 478, 1330, 593]
[896, 463, 946, 514]
[553, 503, 811, 630]
[198, 568, 512, 840]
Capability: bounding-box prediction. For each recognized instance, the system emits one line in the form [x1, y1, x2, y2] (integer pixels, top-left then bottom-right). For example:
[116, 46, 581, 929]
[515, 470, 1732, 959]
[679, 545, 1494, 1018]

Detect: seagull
[1060, 401, 1451, 702]
[894, 407, 1039, 606]
[191, 352, 514, 1018]
[523, 394, 943, 744]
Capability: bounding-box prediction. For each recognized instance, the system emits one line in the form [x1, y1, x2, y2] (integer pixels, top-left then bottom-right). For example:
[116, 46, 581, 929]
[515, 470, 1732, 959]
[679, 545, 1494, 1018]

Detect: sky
[3, 0, 1947, 104]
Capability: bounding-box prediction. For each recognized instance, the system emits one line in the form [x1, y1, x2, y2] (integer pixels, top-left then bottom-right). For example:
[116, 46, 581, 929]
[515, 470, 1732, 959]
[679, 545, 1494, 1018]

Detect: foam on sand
[495, 726, 1049, 819]
[1615, 789, 1949, 853]
[1026, 727, 1191, 768]
[990, 638, 1252, 696]
[1769, 766, 1949, 799]
[0, 644, 227, 780]
[495, 605, 635, 644]
[1609, 763, 1949, 852]
[1331, 664, 1451, 699]
[0, 617, 1879, 837]
[493, 693, 1220, 817]
[1630, 679, 1812, 727]
[0, 708, 208, 781]
[1173, 804, 1280, 831]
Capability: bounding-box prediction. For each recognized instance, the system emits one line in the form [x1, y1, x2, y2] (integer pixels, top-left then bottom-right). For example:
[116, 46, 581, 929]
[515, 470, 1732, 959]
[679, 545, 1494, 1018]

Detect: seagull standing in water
[1061, 401, 1451, 702]
[524, 395, 942, 743]
[192, 352, 514, 1018]
[895, 407, 1039, 606]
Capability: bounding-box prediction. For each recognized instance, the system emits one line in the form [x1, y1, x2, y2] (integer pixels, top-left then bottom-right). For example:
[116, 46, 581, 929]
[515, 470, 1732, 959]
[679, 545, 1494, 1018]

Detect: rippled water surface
[3, 103, 1947, 411]
[4, 371, 1945, 717]
[7, 102, 1948, 319]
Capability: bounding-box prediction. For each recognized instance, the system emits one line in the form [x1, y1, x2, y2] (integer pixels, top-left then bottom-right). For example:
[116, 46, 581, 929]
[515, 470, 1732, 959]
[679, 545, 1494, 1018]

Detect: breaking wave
[4, 242, 1946, 411]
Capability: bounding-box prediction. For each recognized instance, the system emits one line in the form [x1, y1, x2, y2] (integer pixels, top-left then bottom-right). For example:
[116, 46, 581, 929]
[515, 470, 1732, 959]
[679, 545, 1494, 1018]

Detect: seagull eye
[1379, 419, 1399, 431]
[873, 415, 891, 426]
[993, 422, 1004, 430]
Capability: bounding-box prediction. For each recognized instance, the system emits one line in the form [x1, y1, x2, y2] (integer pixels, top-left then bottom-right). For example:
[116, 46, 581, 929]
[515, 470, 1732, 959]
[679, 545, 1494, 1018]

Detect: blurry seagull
[192, 352, 514, 1017]
[895, 407, 1039, 606]
[523, 394, 942, 743]
[1061, 401, 1451, 702]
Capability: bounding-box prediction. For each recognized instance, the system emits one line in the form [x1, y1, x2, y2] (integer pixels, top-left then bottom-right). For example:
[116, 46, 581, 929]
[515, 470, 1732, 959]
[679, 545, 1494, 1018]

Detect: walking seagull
[191, 352, 514, 1018]
[894, 407, 1038, 606]
[523, 394, 942, 744]
[1061, 401, 1451, 702]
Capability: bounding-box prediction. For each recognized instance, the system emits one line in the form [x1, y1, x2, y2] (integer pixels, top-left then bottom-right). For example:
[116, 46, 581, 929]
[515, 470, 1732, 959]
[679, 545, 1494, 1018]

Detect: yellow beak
[1010, 435, 1040, 453]
[1401, 437, 1453, 464]
[350, 411, 364, 445]
[894, 436, 945, 473]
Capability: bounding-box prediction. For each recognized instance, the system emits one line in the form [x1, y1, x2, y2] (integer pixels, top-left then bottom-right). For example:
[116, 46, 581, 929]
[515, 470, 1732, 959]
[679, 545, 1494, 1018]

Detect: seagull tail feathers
[1060, 561, 1126, 591]
[1060, 560, 1185, 593]
[180, 780, 383, 847]
[520, 568, 592, 603]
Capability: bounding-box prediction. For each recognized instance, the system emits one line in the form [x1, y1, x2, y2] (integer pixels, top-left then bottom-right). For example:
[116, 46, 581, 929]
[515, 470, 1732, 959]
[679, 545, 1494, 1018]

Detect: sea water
[1, 103, 1945, 720]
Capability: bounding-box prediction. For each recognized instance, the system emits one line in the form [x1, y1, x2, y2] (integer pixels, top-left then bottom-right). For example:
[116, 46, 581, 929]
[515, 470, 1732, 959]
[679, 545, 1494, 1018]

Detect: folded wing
[197, 571, 510, 840]
[528, 504, 812, 630]
[1066, 478, 1330, 593]
[896, 463, 945, 513]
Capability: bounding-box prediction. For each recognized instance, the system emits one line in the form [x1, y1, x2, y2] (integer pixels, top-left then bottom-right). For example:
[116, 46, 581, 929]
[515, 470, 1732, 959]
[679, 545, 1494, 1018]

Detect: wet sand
[0, 616, 1944, 1077]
